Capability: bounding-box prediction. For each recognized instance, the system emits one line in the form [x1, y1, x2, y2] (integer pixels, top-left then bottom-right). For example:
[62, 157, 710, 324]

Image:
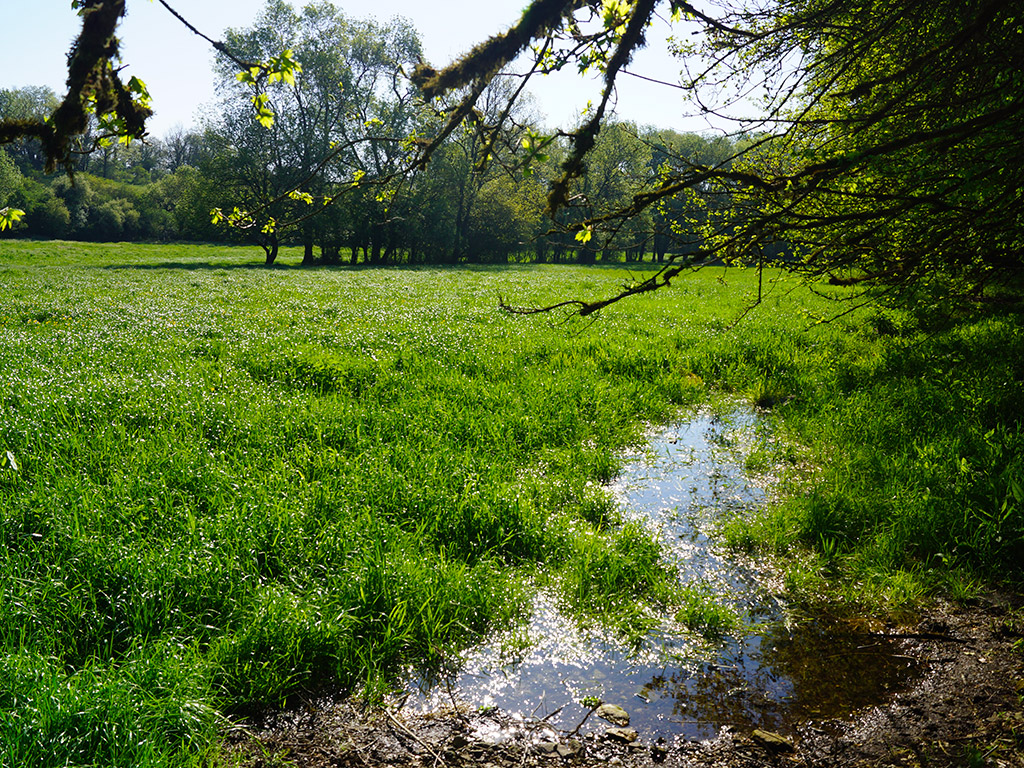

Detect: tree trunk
[263, 233, 279, 266]
[321, 244, 341, 264]
[370, 226, 382, 264]
[534, 238, 547, 263]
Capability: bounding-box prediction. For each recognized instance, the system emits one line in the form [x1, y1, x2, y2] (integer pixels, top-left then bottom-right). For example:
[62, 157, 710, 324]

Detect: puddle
[401, 410, 918, 739]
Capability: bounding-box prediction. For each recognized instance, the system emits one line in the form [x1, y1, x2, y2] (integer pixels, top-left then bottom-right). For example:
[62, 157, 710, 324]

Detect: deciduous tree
[203, 0, 421, 265]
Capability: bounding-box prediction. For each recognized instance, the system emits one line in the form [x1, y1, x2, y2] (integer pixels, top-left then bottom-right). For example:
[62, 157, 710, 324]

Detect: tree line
[2, 0, 1019, 309]
[0, 0, 755, 268]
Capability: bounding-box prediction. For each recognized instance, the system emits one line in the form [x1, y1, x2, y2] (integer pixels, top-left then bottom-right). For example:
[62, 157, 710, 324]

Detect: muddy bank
[224, 592, 1024, 768]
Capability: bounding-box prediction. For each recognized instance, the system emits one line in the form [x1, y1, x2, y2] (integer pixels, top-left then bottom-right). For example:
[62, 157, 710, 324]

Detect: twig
[875, 631, 970, 644]
[155, 1, 257, 71]
[385, 708, 446, 766]
[567, 701, 600, 737]
[444, 675, 470, 723]
[540, 704, 565, 722]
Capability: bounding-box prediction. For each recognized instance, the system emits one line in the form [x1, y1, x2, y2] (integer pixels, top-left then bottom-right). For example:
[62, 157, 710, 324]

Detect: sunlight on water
[402, 409, 917, 740]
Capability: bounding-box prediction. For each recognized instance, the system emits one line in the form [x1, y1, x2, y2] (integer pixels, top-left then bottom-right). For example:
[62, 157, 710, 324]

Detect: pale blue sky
[1, 1, 716, 138]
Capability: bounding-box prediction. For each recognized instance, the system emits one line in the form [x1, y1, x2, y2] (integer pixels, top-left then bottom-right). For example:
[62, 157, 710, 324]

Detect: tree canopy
[2, 0, 1022, 309]
[410, 0, 1024, 310]
[200, 0, 422, 264]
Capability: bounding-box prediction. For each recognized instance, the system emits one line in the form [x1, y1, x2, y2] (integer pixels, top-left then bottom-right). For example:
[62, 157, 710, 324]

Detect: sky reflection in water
[404, 410, 917, 739]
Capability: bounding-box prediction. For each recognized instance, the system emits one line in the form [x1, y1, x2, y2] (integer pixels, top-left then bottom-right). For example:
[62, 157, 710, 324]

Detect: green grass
[0, 240, 1021, 766]
[722, 299, 1024, 609]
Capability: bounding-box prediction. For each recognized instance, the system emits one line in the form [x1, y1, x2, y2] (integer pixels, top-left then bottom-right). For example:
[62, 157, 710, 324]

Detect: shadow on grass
[100, 260, 674, 273]
[102, 261, 296, 271]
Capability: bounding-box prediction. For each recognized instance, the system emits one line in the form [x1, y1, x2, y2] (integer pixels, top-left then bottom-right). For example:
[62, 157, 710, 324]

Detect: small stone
[651, 738, 669, 763]
[605, 727, 639, 744]
[596, 703, 630, 727]
[478, 732, 509, 747]
[557, 740, 583, 758]
[751, 729, 794, 752]
[608, 758, 624, 766]
[531, 741, 558, 755]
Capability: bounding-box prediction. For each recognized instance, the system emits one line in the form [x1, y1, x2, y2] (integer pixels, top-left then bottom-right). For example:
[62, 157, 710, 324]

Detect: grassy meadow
[1, 240, 1021, 767]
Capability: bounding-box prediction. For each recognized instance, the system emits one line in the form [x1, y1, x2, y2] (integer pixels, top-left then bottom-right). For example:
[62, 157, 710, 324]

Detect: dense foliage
[7, 0, 1020, 301]
[711, 0, 1024, 302]
[0, 90, 744, 266]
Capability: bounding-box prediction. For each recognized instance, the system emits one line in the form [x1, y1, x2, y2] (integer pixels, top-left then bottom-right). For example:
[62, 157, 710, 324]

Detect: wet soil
[223, 592, 1024, 768]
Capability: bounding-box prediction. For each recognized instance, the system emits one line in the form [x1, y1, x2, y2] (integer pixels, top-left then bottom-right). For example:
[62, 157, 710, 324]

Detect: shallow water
[402, 410, 917, 739]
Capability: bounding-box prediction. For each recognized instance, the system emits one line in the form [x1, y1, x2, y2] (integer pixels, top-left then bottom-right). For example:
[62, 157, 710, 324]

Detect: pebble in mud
[605, 727, 639, 744]
[751, 728, 794, 752]
[596, 703, 630, 727]
[531, 741, 558, 755]
[557, 740, 583, 758]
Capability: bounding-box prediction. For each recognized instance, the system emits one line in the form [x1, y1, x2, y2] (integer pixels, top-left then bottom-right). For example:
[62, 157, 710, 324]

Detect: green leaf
[252, 93, 275, 128]
[267, 49, 302, 86]
[288, 190, 315, 205]
[237, 67, 261, 85]
[0, 207, 25, 231]
[127, 76, 152, 108]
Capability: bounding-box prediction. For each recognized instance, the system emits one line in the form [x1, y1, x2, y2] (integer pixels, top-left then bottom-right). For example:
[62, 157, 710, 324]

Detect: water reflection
[403, 410, 918, 739]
